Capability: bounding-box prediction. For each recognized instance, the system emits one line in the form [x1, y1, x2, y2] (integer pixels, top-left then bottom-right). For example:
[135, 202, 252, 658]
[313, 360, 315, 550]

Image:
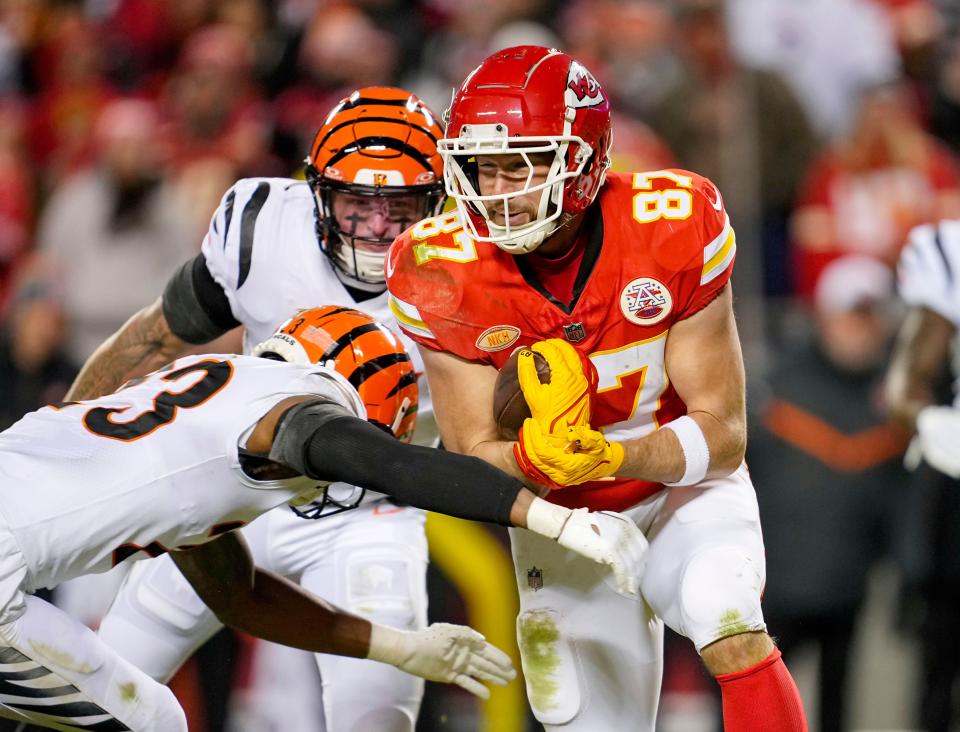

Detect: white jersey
[0, 354, 364, 591]
[899, 220, 960, 406]
[200, 178, 427, 387]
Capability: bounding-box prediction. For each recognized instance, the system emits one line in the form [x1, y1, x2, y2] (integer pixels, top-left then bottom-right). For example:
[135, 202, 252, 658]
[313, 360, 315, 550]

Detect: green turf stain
[28, 641, 94, 673]
[717, 609, 751, 638]
[118, 682, 138, 703]
[518, 612, 562, 712]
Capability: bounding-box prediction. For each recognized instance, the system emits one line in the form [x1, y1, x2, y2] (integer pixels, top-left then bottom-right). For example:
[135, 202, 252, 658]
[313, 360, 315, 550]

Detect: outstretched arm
[245, 396, 647, 595]
[172, 531, 515, 698]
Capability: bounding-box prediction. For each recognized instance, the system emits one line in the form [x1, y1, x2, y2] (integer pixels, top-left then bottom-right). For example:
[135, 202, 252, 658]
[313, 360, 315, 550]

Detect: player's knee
[342, 548, 425, 629]
[516, 608, 581, 726]
[677, 546, 765, 652]
[107, 561, 215, 636]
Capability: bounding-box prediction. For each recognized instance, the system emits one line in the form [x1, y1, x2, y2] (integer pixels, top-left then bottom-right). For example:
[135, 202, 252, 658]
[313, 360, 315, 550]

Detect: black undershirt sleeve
[269, 400, 521, 526]
[162, 255, 240, 345]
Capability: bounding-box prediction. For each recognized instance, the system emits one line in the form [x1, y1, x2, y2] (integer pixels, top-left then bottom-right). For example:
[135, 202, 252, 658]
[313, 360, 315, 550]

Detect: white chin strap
[331, 235, 388, 289]
[486, 218, 558, 254]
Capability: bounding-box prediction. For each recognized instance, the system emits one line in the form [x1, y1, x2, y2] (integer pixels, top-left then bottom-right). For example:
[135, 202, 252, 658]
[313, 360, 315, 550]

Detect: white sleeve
[200, 178, 275, 321]
[898, 221, 960, 326]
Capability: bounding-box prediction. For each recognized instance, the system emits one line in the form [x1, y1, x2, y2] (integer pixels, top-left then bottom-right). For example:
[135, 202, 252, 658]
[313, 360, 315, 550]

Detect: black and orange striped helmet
[305, 87, 446, 286]
[253, 305, 418, 443]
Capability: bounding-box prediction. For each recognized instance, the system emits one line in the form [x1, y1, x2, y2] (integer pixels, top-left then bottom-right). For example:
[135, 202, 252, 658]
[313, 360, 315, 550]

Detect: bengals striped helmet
[253, 306, 418, 443]
[306, 87, 446, 287]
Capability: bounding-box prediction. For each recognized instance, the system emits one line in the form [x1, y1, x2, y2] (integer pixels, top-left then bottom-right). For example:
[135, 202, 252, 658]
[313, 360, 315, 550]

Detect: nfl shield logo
[563, 323, 586, 342]
[527, 566, 543, 591]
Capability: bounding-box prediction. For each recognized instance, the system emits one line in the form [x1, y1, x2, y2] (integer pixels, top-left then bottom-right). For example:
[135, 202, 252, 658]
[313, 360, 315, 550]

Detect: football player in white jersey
[65, 88, 449, 730]
[886, 220, 960, 477]
[0, 306, 647, 731]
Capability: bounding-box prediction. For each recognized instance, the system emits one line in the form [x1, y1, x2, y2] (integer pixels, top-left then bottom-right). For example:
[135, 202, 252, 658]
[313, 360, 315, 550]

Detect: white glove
[916, 405, 960, 478]
[525, 497, 648, 596]
[367, 622, 516, 699]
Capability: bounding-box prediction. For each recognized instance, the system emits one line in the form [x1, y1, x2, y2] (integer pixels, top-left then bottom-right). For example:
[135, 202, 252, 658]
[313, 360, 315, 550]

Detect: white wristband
[525, 496, 573, 539]
[366, 622, 409, 665]
[661, 415, 710, 486]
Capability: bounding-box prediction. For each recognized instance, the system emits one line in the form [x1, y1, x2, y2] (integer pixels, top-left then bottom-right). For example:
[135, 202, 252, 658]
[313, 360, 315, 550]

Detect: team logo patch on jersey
[620, 277, 673, 326]
[528, 566, 543, 591]
[476, 325, 521, 352]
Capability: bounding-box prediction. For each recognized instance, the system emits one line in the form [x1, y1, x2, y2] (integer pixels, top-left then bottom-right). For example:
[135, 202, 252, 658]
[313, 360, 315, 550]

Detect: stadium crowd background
[1, 0, 960, 730]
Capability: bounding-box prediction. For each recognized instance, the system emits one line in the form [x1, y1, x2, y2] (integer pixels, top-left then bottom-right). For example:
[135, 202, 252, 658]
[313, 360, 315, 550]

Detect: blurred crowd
[3, 0, 960, 730]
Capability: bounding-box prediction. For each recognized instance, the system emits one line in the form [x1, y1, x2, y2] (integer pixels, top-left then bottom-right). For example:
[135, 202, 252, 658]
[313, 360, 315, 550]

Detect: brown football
[493, 348, 551, 440]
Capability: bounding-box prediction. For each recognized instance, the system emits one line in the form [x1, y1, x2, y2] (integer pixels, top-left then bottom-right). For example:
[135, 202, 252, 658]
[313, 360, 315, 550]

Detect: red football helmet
[439, 46, 612, 254]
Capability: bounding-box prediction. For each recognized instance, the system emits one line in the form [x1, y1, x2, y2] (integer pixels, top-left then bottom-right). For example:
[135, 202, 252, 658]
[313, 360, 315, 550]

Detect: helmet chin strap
[489, 219, 557, 254]
[332, 265, 386, 293]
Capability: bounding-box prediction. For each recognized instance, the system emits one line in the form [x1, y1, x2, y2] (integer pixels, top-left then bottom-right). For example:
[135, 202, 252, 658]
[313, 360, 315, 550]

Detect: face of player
[330, 191, 424, 246]
[475, 152, 554, 228]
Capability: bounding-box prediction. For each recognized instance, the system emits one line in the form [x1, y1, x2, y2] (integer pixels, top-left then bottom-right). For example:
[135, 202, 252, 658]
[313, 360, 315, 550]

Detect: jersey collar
[513, 203, 604, 315]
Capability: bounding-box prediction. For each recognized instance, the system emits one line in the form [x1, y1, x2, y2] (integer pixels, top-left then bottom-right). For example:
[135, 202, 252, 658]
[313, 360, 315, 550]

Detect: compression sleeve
[162, 255, 241, 344]
[269, 400, 521, 525]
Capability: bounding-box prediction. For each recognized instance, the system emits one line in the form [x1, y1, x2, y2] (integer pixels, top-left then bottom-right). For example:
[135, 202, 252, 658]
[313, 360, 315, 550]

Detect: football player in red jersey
[386, 46, 808, 730]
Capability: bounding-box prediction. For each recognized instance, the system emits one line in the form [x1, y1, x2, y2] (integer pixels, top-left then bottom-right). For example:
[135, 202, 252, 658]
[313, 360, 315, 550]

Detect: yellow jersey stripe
[701, 229, 736, 284]
[388, 295, 435, 339]
[702, 214, 731, 260]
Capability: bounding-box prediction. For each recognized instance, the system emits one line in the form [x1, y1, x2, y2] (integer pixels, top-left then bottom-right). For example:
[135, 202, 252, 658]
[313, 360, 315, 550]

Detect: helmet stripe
[339, 96, 414, 110]
[347, 352, 412, 389]
[320, 322, 383, 360]
[313, 116, 439, 154]
[386, 369, 418, 398]
[326, 136, 434, 173]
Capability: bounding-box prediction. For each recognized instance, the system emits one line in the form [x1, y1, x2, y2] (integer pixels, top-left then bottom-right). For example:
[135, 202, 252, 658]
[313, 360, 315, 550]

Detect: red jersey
[386, 170, 736, 511]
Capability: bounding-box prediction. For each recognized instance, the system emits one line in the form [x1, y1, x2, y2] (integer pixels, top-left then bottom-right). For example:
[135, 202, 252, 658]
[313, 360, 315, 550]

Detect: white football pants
[99, 501, 428, 732]
[511, 464, 767, 731]
[0, 519, 185, 731]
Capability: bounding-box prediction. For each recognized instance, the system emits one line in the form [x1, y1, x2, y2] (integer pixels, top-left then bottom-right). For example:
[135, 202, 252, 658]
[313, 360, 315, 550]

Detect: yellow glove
[517, 339, 593, 435]
[514, 419, 624, 487]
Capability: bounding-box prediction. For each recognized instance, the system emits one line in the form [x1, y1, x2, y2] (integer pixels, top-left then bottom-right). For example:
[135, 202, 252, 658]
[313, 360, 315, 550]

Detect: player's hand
[916, 406, 960, 478]
[518, 339, 592, 434]
[524, 497, 645, 595]
[558, 508, 647, 596]
[515, 419, 624, 486]
[367, 622, 516, 699]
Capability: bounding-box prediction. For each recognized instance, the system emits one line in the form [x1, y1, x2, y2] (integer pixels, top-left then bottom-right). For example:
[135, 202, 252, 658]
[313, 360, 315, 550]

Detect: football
[493, 348, 551, 440]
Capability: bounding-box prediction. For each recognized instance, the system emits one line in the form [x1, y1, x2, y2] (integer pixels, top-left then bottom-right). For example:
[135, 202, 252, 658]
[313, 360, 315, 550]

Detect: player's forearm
[66, 299, 189, 400]
[217, 568, 371, 658]
[466, 438, 528, 482]
[276, 407, 525, 525]
[619, 411, 746, 484]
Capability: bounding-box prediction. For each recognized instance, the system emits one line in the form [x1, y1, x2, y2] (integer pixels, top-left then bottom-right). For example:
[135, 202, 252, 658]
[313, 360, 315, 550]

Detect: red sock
[716, 647, 808, 731]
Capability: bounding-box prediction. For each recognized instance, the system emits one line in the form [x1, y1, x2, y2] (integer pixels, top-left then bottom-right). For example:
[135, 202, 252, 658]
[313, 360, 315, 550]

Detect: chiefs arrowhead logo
[567, 75, 599, 101]
[620, 277, 673, 326]
[565, 62, 605, 109]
